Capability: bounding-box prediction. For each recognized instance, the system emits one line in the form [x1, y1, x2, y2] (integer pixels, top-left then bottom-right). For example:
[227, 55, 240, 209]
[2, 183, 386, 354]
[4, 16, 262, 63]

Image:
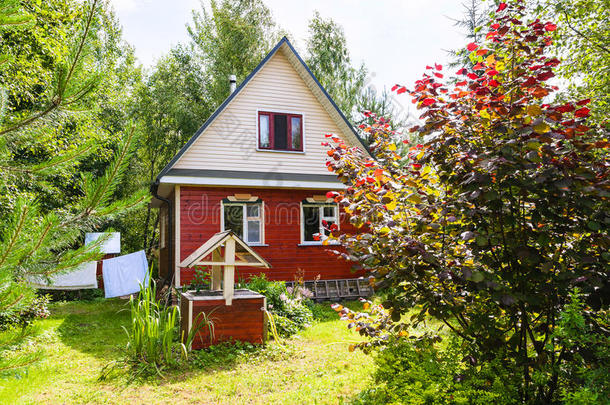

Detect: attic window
[258, 111, 303, 151]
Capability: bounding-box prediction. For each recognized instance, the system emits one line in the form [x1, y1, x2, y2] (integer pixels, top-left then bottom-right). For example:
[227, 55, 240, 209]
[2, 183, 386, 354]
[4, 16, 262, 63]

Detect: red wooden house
[151, 37, 369, 291]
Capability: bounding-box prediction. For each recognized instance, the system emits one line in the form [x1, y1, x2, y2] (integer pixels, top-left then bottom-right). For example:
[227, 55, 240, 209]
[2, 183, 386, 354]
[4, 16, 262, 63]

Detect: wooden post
[223, 238, 235, 305]
[211, 249, 222, 290]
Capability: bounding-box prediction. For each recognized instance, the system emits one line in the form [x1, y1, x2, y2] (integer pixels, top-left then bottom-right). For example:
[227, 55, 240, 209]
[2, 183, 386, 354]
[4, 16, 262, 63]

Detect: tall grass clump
[101, 278, 212, 380]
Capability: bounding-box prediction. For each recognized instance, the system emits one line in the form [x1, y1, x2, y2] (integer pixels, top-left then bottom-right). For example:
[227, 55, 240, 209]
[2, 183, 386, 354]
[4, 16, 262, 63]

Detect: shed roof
[179, 230, 271, 269]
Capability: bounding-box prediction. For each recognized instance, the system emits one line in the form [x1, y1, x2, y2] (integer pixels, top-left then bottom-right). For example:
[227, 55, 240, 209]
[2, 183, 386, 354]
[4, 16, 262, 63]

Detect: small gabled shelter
[179, 230, 270, 305]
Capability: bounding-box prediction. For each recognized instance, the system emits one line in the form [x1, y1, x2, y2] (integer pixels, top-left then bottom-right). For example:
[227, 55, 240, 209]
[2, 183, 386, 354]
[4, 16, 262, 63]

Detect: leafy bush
[554, 289, 610, 403]
[271, 313, 300, 338]
[325, 2, 609, 402]
[246, 274, 313, 337]
[187, 267, 210, 293]
[0, 294, 50, 331]
[351, 337, 519, 405]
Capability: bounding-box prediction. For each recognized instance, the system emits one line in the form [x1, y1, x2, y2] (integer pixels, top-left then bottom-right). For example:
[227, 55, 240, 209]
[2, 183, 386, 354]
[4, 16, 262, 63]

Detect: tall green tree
[536, 0, 610, 120]
[447, 0, 494, 68]
[115, 45, 211, 255]
[0, 0, 147, 371]
[306, 11, 367, 120]
[187, 0, 281, 107]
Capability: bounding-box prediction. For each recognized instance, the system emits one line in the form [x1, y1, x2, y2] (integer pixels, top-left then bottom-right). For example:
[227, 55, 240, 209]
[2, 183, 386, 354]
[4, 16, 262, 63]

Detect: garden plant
[326, 1, 609, 402]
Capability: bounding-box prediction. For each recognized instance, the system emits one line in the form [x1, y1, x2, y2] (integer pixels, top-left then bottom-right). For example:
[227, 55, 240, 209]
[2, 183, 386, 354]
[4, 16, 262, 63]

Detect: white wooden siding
[172, 48, 357, 175]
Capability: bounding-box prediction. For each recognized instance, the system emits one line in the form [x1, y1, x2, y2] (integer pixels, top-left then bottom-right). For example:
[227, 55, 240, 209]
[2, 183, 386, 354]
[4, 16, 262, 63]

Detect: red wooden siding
[181, 296, 266, 349]
[178, 186, 363, 285]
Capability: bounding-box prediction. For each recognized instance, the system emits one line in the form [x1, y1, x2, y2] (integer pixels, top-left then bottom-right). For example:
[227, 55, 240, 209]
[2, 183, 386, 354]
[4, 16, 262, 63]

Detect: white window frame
[221, 201, 266, 246]
[299, 202, 340, 245]
[255, 108, 306, 154]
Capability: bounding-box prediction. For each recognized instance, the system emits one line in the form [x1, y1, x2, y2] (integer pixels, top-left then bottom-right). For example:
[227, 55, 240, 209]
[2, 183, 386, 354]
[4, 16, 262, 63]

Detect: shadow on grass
[55, 298, 131, 362]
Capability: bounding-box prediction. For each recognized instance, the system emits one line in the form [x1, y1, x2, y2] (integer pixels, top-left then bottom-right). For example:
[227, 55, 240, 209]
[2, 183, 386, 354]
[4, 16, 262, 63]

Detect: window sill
[247, 243, 268, 247]
[297, 242, 340, 247]
[256, 148, 305, 154]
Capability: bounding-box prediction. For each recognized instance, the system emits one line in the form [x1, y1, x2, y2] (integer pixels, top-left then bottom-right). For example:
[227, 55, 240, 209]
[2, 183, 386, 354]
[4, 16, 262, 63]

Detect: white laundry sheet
[28, 261, 98, 290]
[102, 250, 149, 298]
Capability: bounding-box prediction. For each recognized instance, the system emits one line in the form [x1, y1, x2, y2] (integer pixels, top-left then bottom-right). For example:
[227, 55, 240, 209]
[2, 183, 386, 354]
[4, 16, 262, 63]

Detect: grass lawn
[0, 298, 374, 404]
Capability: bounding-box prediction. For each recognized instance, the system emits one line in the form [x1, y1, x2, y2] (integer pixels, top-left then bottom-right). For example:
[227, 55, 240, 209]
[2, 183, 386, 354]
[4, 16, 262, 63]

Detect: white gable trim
[155, 37, 369, 182]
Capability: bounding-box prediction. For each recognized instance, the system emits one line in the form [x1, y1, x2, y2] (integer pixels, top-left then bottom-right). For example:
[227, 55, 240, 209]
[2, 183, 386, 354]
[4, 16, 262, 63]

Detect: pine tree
[0, 0, 148, 372]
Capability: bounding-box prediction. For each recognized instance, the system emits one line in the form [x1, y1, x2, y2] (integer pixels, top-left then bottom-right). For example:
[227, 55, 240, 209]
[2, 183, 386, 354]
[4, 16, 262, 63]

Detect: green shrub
[554, 289, 610, 403]
[271, 313, 300, 338]
[351, 337, 519, 405]
[187, 267, 210, 293]
[246, 274, 313, 337]
[0, 294, 50, 331]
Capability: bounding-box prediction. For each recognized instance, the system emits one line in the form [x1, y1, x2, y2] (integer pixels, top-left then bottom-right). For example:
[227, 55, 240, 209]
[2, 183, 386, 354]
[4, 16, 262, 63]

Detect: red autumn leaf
[426, 65, 433, 69]
[544, 22, 557, 32]
[574, 107, 590, 118]
[391, 84, 399, 91]
[374, 168, 384, 178]
[434, 72, 444, 79]
[576, 98, 591, 106]
[523, 76, 537, 86]
[473, 63, 485, 70]
[491, 23, 500, 29]
[422, 98, 436, 106]
[486, 31, 497, 40]
[556, 104, 575, 113]
[544, 58, 560, 67]
[537, 71, 555, 81]
[412, 163, 422, 169]
[467, 73, 479, 80]
[326, 191, 337, 198]
[488, 79, 500, 87]
[486, 69, 499, 77]
[467, 42, 478, 51]
[435, 63, 443, 71]
[366, 177, 375, 183]
[457, 68, 467, 75]
[497, 3, 507, 11]
[456, 80, 467, 86]
[531, 87, 549, 98]
[397, 87, 407, 94]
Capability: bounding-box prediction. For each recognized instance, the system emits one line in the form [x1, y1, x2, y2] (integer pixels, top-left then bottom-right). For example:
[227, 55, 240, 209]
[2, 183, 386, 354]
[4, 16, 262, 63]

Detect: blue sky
[109, 0, 469, 95]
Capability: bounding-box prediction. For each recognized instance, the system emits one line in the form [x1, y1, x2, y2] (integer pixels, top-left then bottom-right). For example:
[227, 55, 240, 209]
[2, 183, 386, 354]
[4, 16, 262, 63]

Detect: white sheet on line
[28, 261, 98, 290]
[102, 250, 148, 298]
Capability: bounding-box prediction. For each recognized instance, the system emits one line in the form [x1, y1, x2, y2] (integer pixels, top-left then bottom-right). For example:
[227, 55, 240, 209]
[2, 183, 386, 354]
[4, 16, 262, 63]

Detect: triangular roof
[179, 230, 271, 268]
[156, 36, 368, 182]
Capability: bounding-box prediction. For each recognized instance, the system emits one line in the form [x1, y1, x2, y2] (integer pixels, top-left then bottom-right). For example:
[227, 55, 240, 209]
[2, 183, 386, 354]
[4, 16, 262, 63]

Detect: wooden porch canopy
[179, 230, 271, 305]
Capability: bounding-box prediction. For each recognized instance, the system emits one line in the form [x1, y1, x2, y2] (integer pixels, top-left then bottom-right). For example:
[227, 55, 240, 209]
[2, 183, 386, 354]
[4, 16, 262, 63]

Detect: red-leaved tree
[325, 1, 609, 401]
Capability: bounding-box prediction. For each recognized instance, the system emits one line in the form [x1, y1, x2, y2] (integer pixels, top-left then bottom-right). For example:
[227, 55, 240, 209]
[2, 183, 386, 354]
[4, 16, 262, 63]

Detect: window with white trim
[222, 202, 263, 244]
[301, 203, 338, 243]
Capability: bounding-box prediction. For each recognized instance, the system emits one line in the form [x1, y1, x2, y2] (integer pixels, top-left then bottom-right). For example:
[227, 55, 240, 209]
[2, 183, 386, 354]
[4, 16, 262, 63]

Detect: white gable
[169, 46, 361, 178]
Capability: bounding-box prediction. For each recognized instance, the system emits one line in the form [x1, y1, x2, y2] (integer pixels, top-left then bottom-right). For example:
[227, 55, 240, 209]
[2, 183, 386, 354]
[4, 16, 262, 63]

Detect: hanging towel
[28, 261, 98, 290]
[102, 250, 148, 298]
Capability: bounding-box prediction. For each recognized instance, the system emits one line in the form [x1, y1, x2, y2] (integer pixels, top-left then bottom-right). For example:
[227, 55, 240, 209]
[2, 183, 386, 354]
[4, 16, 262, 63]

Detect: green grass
[0, 299, 374, 404]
